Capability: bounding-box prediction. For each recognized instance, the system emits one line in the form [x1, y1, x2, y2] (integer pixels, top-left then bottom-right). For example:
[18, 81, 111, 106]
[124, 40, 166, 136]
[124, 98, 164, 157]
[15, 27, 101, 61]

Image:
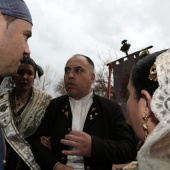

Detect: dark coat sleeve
[29, 96, 67, 170]
[88, 96, 138, 165]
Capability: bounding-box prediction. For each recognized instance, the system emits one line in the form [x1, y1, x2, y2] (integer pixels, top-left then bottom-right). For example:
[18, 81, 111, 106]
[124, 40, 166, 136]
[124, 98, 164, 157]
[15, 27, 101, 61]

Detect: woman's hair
[21, 55, 44, 78]
[130, 49, 167, 100]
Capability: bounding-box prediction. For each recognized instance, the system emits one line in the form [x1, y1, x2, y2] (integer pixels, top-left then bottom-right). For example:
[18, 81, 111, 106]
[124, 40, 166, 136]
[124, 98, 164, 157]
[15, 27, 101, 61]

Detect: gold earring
[142, 110, 149, 140]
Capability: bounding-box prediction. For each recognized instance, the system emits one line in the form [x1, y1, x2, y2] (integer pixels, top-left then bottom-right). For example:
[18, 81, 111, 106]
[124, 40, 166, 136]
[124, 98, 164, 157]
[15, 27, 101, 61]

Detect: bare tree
[35, 65, 58, 97]
[93, 52, 115, 100]
[54, 78, 67, 96]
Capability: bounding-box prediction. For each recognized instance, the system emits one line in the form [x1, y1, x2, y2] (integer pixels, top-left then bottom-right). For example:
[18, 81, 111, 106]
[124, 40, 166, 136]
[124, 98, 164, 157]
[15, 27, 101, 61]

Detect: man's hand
[40, 136, 51, 150]
[53, 163, 74, 170]
[61, 131, 92, 157]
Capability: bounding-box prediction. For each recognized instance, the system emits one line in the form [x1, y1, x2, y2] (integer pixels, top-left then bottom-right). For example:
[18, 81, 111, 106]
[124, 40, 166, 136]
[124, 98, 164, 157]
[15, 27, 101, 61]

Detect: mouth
[20, 81, 28, 85]
[20, 56, 24, 62]
[66, 82, 75, 88]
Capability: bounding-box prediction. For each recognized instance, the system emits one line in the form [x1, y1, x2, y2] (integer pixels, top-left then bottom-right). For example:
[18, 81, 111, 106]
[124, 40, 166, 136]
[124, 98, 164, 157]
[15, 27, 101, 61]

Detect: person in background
[30, 54, 137, 170]
[0, 0, 33, 169]
[0, 55, 52, 170]
[124, 49, 170, 170]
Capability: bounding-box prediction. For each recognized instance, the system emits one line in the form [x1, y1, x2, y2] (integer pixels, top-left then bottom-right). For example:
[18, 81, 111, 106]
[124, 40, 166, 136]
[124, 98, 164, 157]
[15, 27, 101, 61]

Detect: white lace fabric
[137, 49, 170, 170]
[151, 49, 170, 122]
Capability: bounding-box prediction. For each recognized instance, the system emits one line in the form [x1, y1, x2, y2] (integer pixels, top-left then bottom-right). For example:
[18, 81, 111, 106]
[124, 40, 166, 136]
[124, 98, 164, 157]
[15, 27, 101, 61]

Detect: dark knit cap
[0, 0, 32, 24]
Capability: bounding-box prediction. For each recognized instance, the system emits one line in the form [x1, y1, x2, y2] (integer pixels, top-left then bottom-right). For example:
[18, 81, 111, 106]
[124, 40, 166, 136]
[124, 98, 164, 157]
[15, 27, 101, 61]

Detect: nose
[22, 73, 28, 79]
[68, 70, 74, 79]
[24, 43, 31, 55]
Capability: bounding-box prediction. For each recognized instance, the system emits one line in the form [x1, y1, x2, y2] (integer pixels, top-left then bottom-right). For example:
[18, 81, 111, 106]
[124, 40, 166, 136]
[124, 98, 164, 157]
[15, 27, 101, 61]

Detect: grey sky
[26, 0, 170, 77]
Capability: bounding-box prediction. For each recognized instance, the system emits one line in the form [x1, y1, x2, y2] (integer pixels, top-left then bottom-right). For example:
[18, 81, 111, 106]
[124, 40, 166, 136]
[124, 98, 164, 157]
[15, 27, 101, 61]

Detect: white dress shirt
[66, 91, 93, 170]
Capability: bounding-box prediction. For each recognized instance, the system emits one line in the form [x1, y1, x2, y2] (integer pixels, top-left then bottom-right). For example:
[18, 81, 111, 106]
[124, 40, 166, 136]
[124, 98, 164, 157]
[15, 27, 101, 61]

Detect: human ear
[141, 90, 159, 130]
[140, 90, 152, 117]
[91, 73, 95, 83]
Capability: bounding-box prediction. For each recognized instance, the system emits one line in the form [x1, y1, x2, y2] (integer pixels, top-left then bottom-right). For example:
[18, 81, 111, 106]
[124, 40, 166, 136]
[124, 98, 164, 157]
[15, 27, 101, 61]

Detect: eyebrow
[76, 66, 83, 69]
[18, 68, 33, 71]
[65, 66, 83, 69]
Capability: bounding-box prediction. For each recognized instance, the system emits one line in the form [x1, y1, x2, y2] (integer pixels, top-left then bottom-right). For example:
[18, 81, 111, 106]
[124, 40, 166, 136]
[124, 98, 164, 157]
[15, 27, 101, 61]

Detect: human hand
[53, 163, 74, 170]
[61, 130, 91, 157]
[112, 163, 127, 170]
[40, 136, 51, 150]
[112, 161, 138, 170]
[122, 161, 138, 170]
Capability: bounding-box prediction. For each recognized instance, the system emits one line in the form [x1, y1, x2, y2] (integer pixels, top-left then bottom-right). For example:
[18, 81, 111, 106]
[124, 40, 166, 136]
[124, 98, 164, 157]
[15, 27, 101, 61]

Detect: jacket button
[86, 166, 90, 170]
[95, 112, 98, 116]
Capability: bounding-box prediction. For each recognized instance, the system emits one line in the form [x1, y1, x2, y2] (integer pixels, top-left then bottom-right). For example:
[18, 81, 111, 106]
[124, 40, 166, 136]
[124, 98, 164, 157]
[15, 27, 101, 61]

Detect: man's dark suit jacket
[30, 94, 137, 170]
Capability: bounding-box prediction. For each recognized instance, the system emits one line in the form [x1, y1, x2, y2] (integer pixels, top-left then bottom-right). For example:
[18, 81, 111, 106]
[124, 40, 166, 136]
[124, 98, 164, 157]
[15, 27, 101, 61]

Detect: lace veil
[137, 49, 170, 170]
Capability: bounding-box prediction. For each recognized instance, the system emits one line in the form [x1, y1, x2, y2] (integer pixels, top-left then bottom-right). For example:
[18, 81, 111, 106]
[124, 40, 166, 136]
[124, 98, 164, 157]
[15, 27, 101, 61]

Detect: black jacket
[30, 94, 137, 170]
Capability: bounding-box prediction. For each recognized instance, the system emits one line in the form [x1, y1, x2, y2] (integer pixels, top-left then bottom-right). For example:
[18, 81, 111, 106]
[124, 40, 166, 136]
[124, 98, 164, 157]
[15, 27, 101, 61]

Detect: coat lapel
[59, 95, 102, 132]
[83, 103, 101, 131]
[60, 102, 72, 132]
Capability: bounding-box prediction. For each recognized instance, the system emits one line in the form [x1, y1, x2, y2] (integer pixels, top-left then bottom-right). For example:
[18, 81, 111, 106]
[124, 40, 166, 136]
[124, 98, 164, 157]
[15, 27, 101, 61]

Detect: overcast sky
[26, 0, 170, 77]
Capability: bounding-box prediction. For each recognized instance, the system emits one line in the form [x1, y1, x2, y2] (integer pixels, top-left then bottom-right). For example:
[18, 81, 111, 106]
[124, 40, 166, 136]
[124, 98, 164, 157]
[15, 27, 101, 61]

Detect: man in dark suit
[30, 54, 137, 170]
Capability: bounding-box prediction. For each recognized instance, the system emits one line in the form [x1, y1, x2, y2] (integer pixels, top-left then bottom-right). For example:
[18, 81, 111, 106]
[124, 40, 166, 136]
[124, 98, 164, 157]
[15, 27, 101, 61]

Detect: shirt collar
[69, 91, 93, 104]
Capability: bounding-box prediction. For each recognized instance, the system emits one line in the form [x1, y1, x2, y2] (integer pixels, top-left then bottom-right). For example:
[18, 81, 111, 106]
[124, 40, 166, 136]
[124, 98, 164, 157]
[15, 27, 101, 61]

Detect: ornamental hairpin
[148, 63, 157, 81]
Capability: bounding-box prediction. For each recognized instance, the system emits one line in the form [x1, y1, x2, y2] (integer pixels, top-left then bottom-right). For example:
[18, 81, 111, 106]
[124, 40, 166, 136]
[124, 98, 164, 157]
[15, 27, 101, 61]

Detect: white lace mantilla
[137, 49, 170, 170]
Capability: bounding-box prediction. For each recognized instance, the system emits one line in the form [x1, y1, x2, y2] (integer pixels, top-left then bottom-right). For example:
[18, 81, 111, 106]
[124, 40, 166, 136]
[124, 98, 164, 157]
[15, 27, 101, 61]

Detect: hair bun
[36, 65, 44, 77]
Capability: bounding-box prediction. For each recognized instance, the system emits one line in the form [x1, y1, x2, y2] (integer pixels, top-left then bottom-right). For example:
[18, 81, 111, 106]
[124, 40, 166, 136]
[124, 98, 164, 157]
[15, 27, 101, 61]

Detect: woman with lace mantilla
[2, 55, 51, 170]
[123, 49, 170, 170]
